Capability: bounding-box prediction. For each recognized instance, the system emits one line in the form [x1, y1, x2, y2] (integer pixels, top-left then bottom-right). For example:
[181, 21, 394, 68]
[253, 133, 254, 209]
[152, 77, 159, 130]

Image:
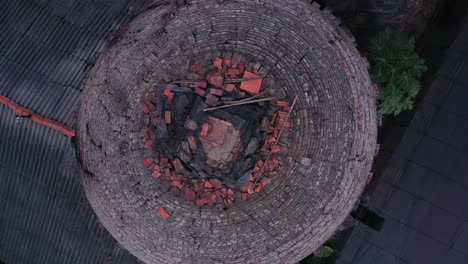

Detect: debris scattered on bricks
[141, 53, 295, 207]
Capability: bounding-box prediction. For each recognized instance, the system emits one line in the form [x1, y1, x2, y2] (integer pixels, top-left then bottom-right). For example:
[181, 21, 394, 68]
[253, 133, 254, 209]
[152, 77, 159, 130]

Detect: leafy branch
[369, 29, 427, 115]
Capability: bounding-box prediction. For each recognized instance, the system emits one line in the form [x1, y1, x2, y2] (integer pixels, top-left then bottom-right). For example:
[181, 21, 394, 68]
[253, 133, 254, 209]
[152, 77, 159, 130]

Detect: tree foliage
[369, 29, 427, 115]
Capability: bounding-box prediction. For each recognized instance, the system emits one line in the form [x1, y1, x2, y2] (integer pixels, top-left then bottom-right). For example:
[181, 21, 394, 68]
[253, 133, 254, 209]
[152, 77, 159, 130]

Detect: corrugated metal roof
[0, 0, 157, 263]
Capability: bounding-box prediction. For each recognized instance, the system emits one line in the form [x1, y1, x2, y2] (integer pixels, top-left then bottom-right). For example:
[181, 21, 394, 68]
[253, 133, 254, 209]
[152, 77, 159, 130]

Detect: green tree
[369, 29, 427, 115]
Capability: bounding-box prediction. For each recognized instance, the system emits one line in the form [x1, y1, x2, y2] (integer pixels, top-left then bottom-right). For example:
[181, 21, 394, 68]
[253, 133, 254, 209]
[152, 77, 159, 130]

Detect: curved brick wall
[77, 1, 377, 263]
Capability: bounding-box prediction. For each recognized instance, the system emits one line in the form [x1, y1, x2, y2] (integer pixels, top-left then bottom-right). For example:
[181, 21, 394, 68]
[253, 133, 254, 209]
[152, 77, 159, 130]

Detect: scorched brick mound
[77, 1, 378, 264]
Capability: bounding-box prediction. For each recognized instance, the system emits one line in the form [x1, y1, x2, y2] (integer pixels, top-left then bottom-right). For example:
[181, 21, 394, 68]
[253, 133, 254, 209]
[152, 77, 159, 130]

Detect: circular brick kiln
[77, 1, 377, 263]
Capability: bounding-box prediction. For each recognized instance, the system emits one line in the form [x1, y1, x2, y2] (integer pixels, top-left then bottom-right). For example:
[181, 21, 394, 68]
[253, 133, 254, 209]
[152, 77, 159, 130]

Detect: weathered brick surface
[77, 1, 377, 263]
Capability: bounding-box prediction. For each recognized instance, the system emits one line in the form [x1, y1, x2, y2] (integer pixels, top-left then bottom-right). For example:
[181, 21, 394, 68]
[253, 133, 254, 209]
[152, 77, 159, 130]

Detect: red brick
[239, 63, 245, 74]
[201, 123, 211, 137]
[160, 156, 169, 165]
[213, 58, 223, 69]
[146, 101, 156, 111]
[209, 178, 223, 189]
[171, 180, 184, 189]
[210, 88, 224, 96]
[195, 81, 207, 89]
[172, 158, 186, 174]
[165, 111, 171, 124]
[240, 71, 263, 94]
[167, 92, 174, 103]
[157, 206, 170, 219]
[224, 84, 236, 92]
[232, 54, 242, 65]
[272, 145, 281, 154]
[142, 105, 150, 114]
[143, 158, 153, 168]
[207, 73, 224, 88]
[209, 194, 218, 206]
[256, 160, 264, 167]
[254, 184, 262, 193]
[227, 69, 240, 78]
[204, 181, 213, 189]
[241, 192, 249, 201]
[184, 189, 196, 202]
[152, 170, 161, 179]
[145, 139, 153, 149]
[188, 136, 197, 150]
[247, 183, 254, 194]
[270, 113, 277, 125]
[195, 88, 206, 97]
[205, 94, 219, 106]
[154, 165, 161, 172]
[196, 197, 209, 206]
[276, 100, 289, 107]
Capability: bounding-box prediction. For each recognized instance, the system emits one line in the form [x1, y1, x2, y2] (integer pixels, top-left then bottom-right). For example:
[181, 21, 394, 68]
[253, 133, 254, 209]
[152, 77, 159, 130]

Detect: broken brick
[261, 116, 269, 131]
[207, 73, 224, 88]
[224, 84, 236, 92]
[145, 139, 153, 149]
[204, 181, 213, 189]
[214, 58, 223, 69]
[232, 54, 242, 65]
[267, 137, 276, 144]
[196, 197, 209, 206]
[195, 88, 206, 97]
[208, 194, 217, 206]
[172, 158, 186, 174]
[164, 88, 171, 97]
[143, 158, 153, 168]
[142, 105, 150, 114]
[247, 182, 254, 194]
[171, 180, 184, 189]
[201, 123, 211, 137]
[276, 100, 289, 107]
[152, 170, 161, 179]
[240, 71, 263, 95]
[160, 156, 169, 165]
[185, 119, 198, 131]
[210, 88, 224, 96]
[188, 136, 197, 150]
[272, 145, 281, 154]
[154, 164, 161, 172]
[167, 92, 174, 103]
[256, 160, 264, 167]
[146, 101, 156, 111]
[165, 111, 171, 124]
[254, 184, 262, 193]
[195, 80, 207, 88]
[157, 206, 170, 219]
[227, 69, 240, 77]
[184, 189, 196, 202]
[205, 94, 219, 106]
[239, 63, 245, 74]
[241, 192, 248, 201]
[209, 178, 223, 189]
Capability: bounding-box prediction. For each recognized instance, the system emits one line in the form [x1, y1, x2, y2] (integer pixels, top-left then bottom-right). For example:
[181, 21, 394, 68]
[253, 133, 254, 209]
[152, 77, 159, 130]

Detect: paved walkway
[337, 17, 468, 264]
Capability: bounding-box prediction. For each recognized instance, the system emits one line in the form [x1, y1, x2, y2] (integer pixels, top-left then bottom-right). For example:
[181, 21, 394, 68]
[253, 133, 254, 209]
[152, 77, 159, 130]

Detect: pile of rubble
[141, 53, 293, 206]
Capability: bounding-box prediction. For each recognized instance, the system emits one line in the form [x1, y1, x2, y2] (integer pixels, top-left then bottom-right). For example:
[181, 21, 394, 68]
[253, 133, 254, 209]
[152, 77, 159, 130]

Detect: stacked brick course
[77, 1, 377, 263]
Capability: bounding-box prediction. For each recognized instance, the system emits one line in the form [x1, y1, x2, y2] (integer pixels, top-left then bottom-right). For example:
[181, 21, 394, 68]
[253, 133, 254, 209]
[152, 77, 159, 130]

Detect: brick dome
[77, 1, 377, 263]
